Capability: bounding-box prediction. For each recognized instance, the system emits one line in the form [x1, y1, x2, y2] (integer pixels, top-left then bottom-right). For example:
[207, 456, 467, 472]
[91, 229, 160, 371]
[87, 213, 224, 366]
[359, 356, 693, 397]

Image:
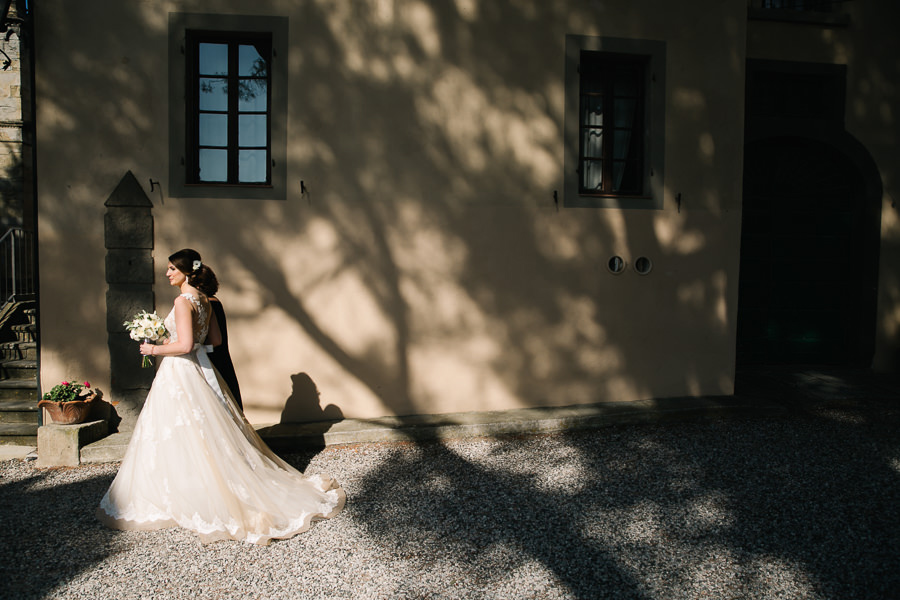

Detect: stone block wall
[0, 23, 23, 232]
[105, 171, 155, 430]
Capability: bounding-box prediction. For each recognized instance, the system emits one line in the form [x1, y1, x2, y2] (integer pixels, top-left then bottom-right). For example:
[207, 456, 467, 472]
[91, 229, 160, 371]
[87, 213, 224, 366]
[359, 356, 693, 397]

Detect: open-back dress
[97, 293, 345, 544]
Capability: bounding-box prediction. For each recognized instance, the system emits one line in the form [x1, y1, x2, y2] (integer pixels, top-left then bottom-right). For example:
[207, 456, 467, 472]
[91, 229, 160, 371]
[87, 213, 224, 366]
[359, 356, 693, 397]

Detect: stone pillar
[105, 171, 154, 431]
[0, 9, 24, 232]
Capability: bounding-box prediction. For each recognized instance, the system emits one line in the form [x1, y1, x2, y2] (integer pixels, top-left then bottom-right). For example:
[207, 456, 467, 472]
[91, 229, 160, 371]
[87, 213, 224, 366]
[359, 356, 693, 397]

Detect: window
[578, 52, 646, 196]
[758, 0, 839, 11]
[564, 36, 665, 209]
[186, 32, 272, 185]
[168, 14, 288, 200]
[747, 0, 849, 25]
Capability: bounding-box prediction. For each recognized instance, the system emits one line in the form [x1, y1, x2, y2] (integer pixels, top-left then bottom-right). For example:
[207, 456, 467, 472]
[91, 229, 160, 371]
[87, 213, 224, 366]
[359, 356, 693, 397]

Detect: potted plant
[38, 380, 101, 425]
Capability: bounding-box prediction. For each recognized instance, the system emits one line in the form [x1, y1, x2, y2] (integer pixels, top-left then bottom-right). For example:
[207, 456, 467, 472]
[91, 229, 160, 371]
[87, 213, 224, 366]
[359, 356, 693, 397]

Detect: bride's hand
[140, 342, 155, 356]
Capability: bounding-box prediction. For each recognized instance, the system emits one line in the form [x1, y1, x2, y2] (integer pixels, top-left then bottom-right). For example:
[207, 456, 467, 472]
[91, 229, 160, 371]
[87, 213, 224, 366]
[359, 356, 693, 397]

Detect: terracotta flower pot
[39, 390, 99, 425]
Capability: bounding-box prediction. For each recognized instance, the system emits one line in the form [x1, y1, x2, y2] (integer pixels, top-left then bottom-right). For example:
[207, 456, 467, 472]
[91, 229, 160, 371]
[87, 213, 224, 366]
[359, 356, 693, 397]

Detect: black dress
[208, 296, 243, 410]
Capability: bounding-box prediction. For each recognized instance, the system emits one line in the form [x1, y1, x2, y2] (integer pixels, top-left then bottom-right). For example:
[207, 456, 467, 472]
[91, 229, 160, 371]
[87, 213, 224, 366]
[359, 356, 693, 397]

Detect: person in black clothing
[207, 296, 243, 410]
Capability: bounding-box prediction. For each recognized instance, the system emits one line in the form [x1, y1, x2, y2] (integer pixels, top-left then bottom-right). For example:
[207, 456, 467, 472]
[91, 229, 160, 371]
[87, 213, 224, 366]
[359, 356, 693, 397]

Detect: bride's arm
[140, 297, 194, 357]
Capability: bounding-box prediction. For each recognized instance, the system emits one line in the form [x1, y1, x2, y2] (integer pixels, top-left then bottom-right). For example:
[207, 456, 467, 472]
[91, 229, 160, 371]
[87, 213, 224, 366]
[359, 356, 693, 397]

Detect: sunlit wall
[35, 0, 897, 429]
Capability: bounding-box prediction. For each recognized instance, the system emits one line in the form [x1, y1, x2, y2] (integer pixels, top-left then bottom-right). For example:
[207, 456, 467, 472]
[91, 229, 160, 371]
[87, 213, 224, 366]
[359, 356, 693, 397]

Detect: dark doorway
[736, 136, 876, 366]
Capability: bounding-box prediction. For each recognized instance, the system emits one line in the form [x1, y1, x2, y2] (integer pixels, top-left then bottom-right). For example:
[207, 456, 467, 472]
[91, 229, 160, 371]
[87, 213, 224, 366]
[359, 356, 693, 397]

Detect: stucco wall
[36, 0, 749, 426]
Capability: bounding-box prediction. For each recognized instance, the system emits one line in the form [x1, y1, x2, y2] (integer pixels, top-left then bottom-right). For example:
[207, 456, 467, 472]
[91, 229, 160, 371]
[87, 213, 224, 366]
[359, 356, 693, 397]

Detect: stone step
[11, 323, 35, 343]
[79, 430, 130, 464]
[1, 341, 36, 360]
[0, 377, 38, 401]
[37, 420, 108, 467]
[0, 399, 38, 424]
[1, 359, 36, 380]
[0, 422, 38, 446]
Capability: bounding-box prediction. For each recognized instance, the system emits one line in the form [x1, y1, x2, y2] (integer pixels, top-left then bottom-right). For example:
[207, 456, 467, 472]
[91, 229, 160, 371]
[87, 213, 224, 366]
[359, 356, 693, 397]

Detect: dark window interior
[578, 52, 646, 196]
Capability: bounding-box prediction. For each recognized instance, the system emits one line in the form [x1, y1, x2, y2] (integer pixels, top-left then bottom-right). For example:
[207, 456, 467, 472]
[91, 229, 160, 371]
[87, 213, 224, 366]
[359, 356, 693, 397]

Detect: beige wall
[746, 2, 900, 371]
[37, 0, 751, 426]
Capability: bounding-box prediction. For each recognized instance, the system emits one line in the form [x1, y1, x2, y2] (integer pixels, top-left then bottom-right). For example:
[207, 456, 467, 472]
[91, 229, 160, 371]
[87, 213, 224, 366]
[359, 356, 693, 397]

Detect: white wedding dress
[97, 293, 345, 544]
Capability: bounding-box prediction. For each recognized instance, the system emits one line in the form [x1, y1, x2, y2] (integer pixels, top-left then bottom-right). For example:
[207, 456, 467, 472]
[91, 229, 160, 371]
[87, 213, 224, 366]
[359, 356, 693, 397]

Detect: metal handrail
[1, 227, 35, 308]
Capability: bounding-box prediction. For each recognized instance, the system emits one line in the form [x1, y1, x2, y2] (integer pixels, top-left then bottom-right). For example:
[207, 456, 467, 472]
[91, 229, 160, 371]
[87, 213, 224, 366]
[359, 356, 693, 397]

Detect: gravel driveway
[2, 401, 899, 599]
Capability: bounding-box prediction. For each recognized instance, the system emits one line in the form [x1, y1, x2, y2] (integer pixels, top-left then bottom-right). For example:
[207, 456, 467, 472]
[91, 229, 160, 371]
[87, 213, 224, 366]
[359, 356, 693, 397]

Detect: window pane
[198, 149, 228, 182]
[613, 78, 638, 98]
[199, 113, 228, 146]
[762, 0, 834, 10]
[239, 114, 267, 147]
[238, 79, 267, 112]
[239, 150, 267, 182]
[581, 73, 603, 94]
[582, 128, 603, 159]
[187, 32, 274, 187]
[613, 73, 639, 97]
[199, 77, 228, 111]
[239, 44, 267, 76]
[612, 161, 626, 191]
[582, 96, 603, 127]
[582, 160, 603, 191]
[614, 129, 634, 157]
[614, 98, 637, 128]
[613, 159, 641, 193]
[199, 43, 228, 76]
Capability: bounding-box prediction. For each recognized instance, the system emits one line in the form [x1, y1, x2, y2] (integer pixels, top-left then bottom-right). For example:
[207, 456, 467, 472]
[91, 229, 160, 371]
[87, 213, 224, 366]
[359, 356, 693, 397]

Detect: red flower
[84, 381, 91, 388]
[61, 381, 70, 386]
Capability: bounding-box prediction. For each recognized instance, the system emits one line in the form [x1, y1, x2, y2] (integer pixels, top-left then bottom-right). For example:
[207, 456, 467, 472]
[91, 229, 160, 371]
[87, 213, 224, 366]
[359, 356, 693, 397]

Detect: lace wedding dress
[97, 294, 345, 544]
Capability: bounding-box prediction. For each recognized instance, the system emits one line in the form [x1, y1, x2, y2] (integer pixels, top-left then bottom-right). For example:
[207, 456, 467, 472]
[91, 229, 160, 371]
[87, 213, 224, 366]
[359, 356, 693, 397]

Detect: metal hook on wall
[148, 179, 164, 205]
[300, 180, 311, 204]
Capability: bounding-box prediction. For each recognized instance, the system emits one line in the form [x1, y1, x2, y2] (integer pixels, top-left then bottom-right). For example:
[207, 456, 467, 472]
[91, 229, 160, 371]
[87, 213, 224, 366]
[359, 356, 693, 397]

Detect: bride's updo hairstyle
[169, 248, 219, 297]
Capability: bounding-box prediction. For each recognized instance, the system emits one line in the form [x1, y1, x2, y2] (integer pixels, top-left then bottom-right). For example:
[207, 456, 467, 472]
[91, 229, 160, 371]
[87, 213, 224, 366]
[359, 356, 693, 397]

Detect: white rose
[129, 329, 142, 341]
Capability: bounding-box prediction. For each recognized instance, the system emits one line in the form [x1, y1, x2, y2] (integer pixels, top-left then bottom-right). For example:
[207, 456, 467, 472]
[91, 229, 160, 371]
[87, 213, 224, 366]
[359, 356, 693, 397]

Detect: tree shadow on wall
[177, 0, 751, 420]
[34, 0, 898, 418]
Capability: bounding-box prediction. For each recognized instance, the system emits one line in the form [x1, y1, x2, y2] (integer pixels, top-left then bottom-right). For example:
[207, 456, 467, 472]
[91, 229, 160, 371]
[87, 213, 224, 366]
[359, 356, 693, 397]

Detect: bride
[97, 249, 345, 544]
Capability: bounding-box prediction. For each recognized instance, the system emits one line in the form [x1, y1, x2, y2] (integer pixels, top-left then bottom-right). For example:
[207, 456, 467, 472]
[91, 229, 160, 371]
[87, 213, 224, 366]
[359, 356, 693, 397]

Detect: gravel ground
[2, 404, 899, 600]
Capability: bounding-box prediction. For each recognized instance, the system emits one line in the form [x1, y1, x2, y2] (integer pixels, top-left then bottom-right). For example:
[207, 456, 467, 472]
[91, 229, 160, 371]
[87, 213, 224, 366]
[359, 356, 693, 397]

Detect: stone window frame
[564, 35, 666, 209]
[168, 13, 288, 200]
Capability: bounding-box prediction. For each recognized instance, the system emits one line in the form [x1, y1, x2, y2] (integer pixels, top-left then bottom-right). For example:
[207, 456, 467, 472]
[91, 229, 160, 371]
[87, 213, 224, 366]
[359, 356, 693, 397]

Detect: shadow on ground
[0, 468, 119, 599]
[2, 367, 899, 598]
[346, 401, 900, 598]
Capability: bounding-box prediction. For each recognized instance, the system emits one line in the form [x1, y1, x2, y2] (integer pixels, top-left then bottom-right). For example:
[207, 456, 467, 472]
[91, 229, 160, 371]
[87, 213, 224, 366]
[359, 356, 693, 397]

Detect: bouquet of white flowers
[124, 310, 168, 367]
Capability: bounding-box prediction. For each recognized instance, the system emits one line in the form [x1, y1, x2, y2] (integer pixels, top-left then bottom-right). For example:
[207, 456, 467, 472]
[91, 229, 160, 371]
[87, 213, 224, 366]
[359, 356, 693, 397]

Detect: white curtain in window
[582, 97, 603, 190]
[612, 97, 637, 191]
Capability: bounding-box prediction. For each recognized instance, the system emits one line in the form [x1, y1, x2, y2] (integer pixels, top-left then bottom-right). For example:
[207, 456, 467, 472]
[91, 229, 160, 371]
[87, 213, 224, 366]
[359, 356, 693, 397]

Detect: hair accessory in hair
[192, 260, 202, 271]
